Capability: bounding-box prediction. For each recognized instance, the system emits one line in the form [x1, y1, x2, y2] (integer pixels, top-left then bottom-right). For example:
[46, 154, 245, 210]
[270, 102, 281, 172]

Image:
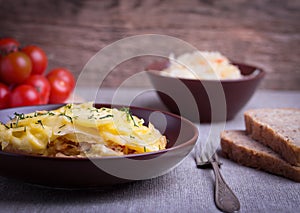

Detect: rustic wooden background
[0, 0, 299, 90]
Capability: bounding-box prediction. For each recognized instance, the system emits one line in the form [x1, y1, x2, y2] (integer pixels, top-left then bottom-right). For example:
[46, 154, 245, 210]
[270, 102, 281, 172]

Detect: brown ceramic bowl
[0, 103, 198, 188]
[146, 60, 265, 122]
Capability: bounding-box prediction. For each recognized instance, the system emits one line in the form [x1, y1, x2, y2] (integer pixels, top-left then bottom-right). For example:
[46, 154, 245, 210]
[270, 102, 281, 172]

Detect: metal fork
[196, 150, 240, 213]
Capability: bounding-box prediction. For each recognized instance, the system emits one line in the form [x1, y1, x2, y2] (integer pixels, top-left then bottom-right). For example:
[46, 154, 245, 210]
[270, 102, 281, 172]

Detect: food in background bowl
[146, 52, 265, 122]
[0, 102, 167, 157]
[160, 51, 242, 80]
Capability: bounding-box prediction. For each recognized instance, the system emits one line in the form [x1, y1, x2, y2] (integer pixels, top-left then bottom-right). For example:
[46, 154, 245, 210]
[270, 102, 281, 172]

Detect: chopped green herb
[120, 107, 130, 121]
[35, 112, 44, 116]
[120, 107, 138, 127]
[59, 124, 66, 129]
[36, 120, 44, 128]
[130, 135, 135, 139]
[14, 112, 25, 119]
[48, 112, 55, 116]
[4, 124, 9, 129]
[59, 113, 73, 123]
[89, 109, 98, 112]
[65, 104, 72, 109]
[15, 117, 19, 127]
[13, 113, 25, 127]
[57, 131, 61, 134]
[144, 146, 147, 152]
[88, 114, 94, 119]
[99, 114, 113, 119]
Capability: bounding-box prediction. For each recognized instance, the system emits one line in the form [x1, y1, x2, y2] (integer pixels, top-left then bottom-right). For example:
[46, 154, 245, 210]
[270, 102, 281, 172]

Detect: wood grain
[0, 0, 299, 90]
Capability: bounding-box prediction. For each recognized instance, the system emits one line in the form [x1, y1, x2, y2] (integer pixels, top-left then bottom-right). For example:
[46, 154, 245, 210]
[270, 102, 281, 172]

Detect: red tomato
[0, 83, 10, 109]
[22, 45, 48, 75]
[0, 38, 20, 53]
[47, 77, 72, 104]
[24, 75, 51, 104]
[10, 85, 40, 107]
[46, 68, 75, 104]
[0, 51, 32, 84]
[46, 68, 75, 90]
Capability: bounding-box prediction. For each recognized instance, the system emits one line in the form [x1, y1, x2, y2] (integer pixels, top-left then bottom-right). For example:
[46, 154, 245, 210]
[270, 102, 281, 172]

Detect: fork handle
[211, 161, 240, 213]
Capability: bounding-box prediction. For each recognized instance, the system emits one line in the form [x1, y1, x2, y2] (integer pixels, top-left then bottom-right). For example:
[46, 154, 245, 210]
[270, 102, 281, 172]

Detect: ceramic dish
[146, 60, 265, 122]
[0, 104, 198, 188]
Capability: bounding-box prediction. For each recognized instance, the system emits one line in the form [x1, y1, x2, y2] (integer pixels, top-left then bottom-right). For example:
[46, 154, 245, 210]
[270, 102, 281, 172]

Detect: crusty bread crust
[244, 108, 300, 166]
[221, 130, 300, 182]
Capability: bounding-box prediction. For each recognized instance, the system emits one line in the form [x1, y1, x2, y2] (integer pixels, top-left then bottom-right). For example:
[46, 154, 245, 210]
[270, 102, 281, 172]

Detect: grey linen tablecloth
[0, 88, 299, 213]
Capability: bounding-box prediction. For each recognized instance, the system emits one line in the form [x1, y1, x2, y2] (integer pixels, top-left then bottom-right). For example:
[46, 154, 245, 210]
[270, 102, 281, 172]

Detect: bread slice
[221, 130, 300, 182]
[244, 108, 300, 166]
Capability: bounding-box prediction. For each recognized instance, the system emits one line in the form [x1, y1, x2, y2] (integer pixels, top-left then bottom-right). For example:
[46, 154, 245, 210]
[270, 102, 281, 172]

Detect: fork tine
[204, 133, 223, 166]
[195, 143, 203, 165]
[195, 138, 221, 168]
[197, 142, 222, 167]
[212, 152, 223, 167]
[195, 143, 212, 168]
[196, 156, 202, 166]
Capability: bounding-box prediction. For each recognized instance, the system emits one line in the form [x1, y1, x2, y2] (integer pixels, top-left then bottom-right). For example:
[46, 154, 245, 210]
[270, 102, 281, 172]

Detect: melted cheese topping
[0, 103, 167, 157]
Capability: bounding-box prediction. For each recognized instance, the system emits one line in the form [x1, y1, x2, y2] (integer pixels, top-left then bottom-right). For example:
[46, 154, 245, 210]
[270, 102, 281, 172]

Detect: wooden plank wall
[0, 0, 299, 90]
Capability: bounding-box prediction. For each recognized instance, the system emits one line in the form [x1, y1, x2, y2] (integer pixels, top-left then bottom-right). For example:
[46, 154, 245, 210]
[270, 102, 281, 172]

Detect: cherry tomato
[0, 38, 20, 53]
[47, 77, 72, 104]
[0, 51, 32, 84]
[24, 75, 50, 104]
[46, 68, 75, 104]
[22, 45, 48, 75]
[0, 83, 10, 109]
[46, 68, 75, 90]
[10, 85, 40, 107]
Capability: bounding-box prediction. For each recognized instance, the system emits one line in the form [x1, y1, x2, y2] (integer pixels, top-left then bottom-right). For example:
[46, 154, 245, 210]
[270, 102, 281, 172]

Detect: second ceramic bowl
[146, 60, 265, 122]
